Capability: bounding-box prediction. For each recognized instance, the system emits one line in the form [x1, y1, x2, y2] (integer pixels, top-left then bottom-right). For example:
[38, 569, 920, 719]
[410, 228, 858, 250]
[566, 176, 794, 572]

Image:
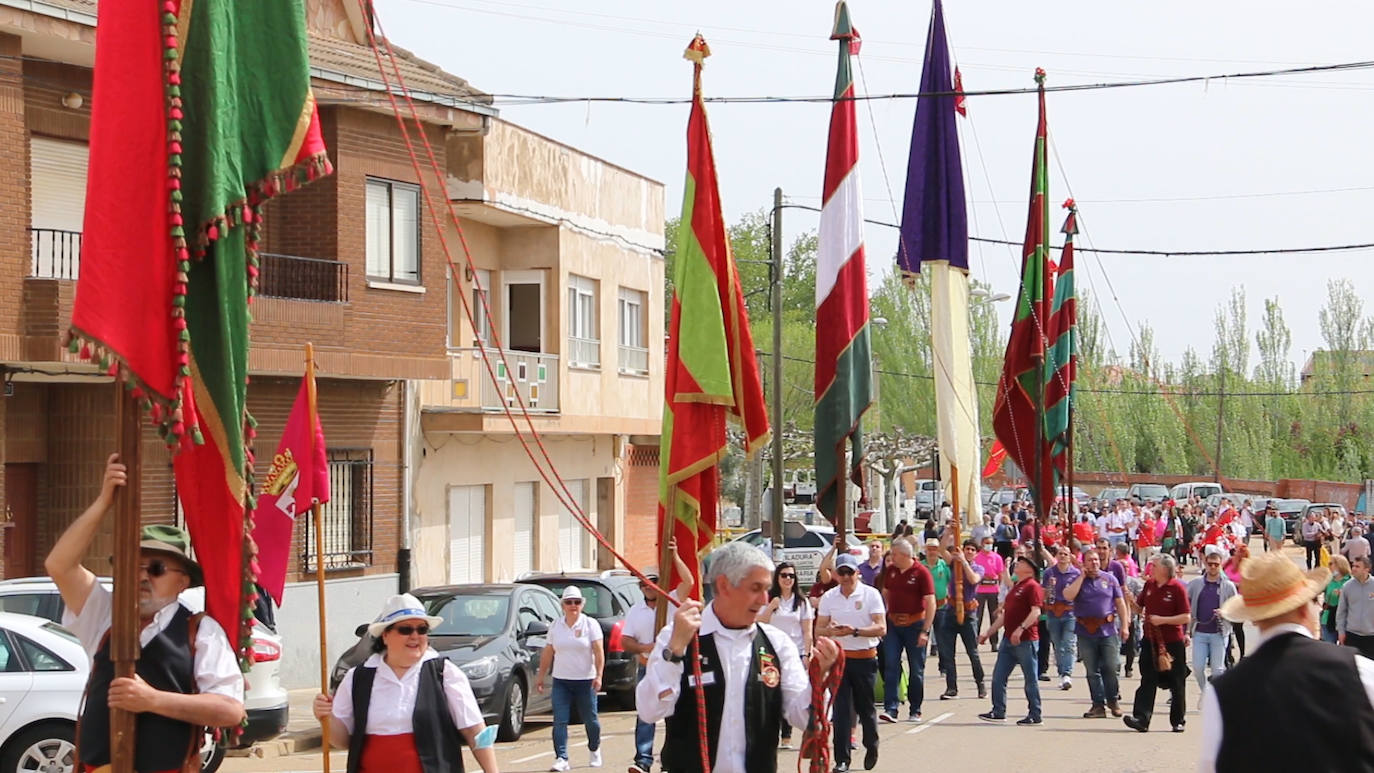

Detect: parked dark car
[330, 583, 561, 742]
[1275, 499, 1311, 537]
[516, 571, 642, 710]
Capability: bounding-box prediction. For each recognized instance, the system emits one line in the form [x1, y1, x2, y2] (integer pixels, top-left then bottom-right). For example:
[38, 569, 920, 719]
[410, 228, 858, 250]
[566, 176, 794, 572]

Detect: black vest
[661, 628, 784, 773]
[346, 657, 465, 773]
[1213, 632, 1374, 772]
[79, 605, 200, 772]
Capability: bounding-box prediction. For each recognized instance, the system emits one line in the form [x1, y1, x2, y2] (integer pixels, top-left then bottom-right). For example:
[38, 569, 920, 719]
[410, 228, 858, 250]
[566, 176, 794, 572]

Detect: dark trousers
[1121, 627, 1139, 673]
[1036, 620, 1051, 675]
[1131, 639, 1187, 729]
[934, 606, 984, 692]
[976, 594, 1001, 649]
[832, 656, 879, 765]
[1305, 540, 1322, 569]
[1345, 632, 1374, 661]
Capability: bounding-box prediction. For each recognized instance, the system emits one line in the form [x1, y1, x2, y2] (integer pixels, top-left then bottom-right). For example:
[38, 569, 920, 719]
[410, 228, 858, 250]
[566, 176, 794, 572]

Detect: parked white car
[0, 577, 287, 770]
[0, 610, 87, 773]
[732, 525, 865, 589]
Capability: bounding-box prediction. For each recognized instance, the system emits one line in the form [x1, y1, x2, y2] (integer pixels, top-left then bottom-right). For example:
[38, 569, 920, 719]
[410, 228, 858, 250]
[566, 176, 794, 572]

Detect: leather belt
[889, 612, 925, 627]
[843, 647, 878, 659]
[1045, 601, 1073, 616]
[1078, 614, 1116, 635]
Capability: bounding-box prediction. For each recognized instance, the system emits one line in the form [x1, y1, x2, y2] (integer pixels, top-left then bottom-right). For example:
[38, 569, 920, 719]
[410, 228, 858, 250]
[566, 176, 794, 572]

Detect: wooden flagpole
[654, 486, 678, 635]
[950, 465, 964, 624]
[306, 342, 331, 773]
[110, 386, 142, 773]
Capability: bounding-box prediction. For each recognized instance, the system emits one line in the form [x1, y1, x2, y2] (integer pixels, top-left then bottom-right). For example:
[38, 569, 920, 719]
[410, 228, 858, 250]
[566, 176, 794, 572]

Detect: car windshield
[1136, 485, 1169, 497]
[531, 582, 617, 619]
[422, 593, 511, 636]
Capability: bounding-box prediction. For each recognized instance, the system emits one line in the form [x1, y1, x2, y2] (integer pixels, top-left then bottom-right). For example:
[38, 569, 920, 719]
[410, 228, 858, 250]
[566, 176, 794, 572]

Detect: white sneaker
[1060, 674, 1072, 691]
[590, 749, 602, 768]
[551, 759, 570, 772]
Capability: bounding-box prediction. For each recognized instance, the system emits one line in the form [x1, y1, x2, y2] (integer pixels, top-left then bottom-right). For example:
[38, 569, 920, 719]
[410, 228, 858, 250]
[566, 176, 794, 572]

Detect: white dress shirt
[1198, 623, 1374, 772]
[623, 590, 683, 664]
[333, 649, 484, 735]
[817, 583, 886, 651]
[64, 582, 243, 701]
[636, 604, 811, 773]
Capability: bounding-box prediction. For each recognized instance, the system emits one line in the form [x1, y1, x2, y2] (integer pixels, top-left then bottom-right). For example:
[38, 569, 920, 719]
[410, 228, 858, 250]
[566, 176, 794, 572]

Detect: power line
[484, 59, 1374, 105]
[780, 203, 1374, 257]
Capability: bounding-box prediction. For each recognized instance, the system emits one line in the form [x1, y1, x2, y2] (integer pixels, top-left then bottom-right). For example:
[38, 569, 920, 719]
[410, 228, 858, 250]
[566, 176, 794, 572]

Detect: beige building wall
[412, 431, 625, 587]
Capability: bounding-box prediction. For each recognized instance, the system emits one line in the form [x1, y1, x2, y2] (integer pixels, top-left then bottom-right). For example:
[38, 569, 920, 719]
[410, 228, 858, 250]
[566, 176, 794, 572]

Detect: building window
[448, 267, 492, 349]
[302, 449, 374, 571]
[567, 274, 600, 369]
[617, 287, 648, 376]
[365, 178, 420, 284]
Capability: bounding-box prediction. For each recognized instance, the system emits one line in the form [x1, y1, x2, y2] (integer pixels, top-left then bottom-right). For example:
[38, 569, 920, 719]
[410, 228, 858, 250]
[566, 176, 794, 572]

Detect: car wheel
[200, 728, 225, 773]
[497, 676, 526, 742]
[1, 722, 75, 773]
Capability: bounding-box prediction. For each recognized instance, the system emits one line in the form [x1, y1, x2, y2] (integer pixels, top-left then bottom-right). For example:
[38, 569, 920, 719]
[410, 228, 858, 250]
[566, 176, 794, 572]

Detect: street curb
[228, 728, 323, 760]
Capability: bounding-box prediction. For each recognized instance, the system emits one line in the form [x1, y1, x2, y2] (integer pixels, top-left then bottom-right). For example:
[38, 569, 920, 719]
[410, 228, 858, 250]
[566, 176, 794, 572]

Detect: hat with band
[1220, 551, 1328, 624]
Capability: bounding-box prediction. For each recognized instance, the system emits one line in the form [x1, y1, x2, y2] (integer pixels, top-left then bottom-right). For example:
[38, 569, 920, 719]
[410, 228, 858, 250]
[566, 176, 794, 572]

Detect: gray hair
[890, 539, 915, 557]
[708, 541, 775, 587]
[1156, 553, 1178, 579]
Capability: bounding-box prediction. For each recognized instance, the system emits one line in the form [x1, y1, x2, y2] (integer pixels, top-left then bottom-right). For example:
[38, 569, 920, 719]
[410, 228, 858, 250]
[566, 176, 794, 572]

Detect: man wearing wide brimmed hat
[1200, 551, 1374, 772]
[45, 453, 245, 773]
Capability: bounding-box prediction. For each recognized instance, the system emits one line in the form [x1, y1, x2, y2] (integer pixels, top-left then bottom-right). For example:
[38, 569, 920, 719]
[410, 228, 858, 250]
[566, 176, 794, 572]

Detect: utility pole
[747, 349, 766, 530]
[1214, 365, 1225, 484]
[770, 188, 785, 556]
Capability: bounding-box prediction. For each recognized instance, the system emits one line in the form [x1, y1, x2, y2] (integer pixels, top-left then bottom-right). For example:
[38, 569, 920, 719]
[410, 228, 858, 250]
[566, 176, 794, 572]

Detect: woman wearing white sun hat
[535, 585, 605, 771]
[313, 593, 500, 773]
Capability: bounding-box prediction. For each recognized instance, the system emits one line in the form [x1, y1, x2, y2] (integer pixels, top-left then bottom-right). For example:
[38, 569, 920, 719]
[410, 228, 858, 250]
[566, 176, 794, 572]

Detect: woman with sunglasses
[314, 593, 500, 773]
[757, 561, 813, 749]
[535, 586, 604, 771]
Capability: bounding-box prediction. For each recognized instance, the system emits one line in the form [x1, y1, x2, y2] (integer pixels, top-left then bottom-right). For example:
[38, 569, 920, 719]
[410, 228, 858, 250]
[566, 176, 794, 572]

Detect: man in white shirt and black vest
[1201, 550, 1374, 772]
[44, 454, 245, 773]
[638, 541, 840, 773]
[817, 553, 887, 772]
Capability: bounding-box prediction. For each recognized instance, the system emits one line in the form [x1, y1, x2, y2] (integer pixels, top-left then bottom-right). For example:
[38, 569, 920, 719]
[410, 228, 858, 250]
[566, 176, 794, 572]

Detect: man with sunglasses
[819, 552, 888, 771]
[45, 453, 245, 773]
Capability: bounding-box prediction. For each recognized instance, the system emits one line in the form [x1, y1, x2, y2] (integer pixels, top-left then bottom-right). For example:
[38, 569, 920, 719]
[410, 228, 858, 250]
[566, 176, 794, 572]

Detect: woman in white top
[313, 594, 500, 773]
[757, 561, 813, 749]
[535, 586, 604, 771]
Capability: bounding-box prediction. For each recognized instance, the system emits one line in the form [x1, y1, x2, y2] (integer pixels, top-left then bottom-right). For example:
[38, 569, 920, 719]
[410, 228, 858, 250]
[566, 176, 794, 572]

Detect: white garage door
[558, 479, 592, 571]
[448, 485, 486, 583]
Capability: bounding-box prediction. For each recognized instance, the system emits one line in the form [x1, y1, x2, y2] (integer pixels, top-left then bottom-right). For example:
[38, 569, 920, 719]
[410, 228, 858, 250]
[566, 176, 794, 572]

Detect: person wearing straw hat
[314, 594, 499, 773]
[1200, 550, 1374, 772]
[536, 585, 605, 771]
[45, 453, 245, 773]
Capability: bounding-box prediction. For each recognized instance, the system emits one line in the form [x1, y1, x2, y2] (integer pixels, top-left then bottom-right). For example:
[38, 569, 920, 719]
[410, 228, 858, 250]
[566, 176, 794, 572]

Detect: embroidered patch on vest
[759, 651, 780, 688]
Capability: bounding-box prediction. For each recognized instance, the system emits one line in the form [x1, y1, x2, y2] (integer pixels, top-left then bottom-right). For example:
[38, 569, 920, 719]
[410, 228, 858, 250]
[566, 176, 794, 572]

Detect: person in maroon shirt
[1124, 553, 1191, 733]
[977, 556, 1044, 725]
[879, 540, 936, 723]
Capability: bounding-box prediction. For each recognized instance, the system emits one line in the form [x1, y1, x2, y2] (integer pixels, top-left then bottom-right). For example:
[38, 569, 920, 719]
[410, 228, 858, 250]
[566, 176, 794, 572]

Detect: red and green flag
[815, 1, 874, 527]
[659, 35, 770, 595]
[992, 69, 1054, 521]
[69, 0, 331, 666]
[1045, 201, 1079, 480]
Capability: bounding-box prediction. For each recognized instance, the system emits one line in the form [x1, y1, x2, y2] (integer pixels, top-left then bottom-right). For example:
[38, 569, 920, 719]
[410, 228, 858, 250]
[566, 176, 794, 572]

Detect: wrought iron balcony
[29, 228, 81, 280]
[257, 252, 349, 303]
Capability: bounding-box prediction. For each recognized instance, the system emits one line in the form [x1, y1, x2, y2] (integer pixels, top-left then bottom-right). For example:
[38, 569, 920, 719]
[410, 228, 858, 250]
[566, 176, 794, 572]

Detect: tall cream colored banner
[930, 262, 981, 526]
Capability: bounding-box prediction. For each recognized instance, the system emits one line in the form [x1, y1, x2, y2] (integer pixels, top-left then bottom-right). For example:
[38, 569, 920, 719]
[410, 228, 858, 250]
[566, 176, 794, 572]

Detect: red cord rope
[352, 6, 722, 766]
[800, 646, 845, 773]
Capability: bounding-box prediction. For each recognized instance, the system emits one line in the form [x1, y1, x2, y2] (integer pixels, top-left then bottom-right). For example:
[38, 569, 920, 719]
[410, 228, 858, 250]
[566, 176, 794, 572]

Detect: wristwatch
[663, 646, 687, 664]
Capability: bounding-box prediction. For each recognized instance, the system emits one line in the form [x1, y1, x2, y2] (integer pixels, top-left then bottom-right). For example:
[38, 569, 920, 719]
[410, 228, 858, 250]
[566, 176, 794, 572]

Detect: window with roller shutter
[28, 137, 88, 279]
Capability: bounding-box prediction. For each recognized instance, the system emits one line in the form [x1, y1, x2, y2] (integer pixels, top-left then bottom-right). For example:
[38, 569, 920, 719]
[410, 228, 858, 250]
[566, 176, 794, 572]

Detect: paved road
[228, 544, 1301, 773]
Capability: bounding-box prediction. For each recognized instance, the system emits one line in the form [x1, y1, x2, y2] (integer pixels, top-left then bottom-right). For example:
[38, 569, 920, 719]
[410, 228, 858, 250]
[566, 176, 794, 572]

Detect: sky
[376, 0, 1374, 373]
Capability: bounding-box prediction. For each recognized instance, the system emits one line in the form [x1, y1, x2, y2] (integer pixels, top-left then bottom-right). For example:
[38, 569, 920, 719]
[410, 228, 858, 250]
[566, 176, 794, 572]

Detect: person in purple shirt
[1186, 546, 1238, 690]
[936, 540, 987, 700]
[1064, 550, 1131, 719]
[859, 539, 886, 587]
[1041, 546, 1082, 691]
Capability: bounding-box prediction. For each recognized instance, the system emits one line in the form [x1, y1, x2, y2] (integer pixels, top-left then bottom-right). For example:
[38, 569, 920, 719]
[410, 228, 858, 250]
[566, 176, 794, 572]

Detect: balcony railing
[568, 336, 601, 369]
[257, 252, 349, 303]
[29, 228, 81, 279]
[485, 349, 560, 412]
[618, 344, 649, 376]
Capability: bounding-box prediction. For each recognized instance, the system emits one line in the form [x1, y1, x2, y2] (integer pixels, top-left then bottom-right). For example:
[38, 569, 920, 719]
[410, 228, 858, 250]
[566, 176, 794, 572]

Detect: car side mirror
[355, 624, 368, 638]
[523, 621, 549, 637]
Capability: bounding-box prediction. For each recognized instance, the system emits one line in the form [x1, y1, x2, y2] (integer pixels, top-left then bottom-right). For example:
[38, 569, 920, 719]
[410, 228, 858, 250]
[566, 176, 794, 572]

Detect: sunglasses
[779, 573, 796, 579]
[139, 559, 186, 578]
[835, 567, 856, 576]
[390, 624, 430, 636]
[563, 599, 584, 605]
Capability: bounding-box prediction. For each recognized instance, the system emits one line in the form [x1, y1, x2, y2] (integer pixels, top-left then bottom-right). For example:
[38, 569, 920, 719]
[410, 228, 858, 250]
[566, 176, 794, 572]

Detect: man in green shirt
[1264, 503, 1287, 553]
[923, 539, 951, 682]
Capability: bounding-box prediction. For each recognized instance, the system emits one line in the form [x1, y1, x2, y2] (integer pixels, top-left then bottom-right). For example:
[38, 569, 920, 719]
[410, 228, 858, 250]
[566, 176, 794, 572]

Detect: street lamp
[970, 287, 1011, 304]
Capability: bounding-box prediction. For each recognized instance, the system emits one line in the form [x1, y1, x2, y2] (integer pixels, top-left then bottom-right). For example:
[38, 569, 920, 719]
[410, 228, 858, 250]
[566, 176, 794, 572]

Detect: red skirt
[359, 732, 423, 773]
